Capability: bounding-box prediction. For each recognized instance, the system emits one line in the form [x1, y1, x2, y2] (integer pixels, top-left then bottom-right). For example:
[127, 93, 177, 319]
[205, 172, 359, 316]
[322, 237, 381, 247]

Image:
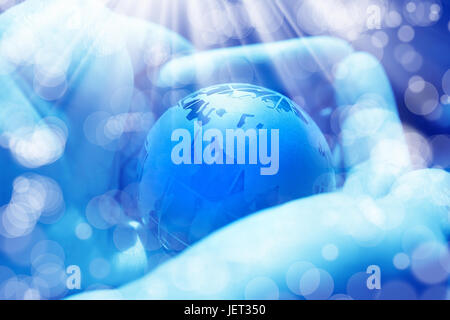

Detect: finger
[71, 168, 450, 299]
[333, 52, 411, 198]
[157, 36, 353, 134]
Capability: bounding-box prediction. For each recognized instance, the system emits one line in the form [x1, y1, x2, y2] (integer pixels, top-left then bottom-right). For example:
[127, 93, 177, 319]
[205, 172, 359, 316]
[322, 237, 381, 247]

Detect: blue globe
[138, 83, 335, 252]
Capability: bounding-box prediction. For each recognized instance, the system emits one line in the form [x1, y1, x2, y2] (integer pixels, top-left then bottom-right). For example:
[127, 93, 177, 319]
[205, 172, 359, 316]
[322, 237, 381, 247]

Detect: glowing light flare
[442, 69, 450, 96]
[397, 25, 415, 42]
[403, 0, 442, 27]
[403, 126, 433, 169]
[3, 118, 67, 168]
[394, 43, 423, 72]
[85, 191, 126, 230]
[84, 111, 154, 147]
[430, 135, 450, 169]
[185, 0, 252, 47]
[410, 241, 450, 285]
[295, 0, 388, 41]
[404, 79, 439, 115]
[393, 252, 410, 270]
[0, 174, 64, 238]
[384, 10, 402, 28]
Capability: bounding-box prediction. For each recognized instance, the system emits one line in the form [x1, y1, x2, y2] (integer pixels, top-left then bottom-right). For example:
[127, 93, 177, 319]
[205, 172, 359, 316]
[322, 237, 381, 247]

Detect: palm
[74, 23, 450, 299]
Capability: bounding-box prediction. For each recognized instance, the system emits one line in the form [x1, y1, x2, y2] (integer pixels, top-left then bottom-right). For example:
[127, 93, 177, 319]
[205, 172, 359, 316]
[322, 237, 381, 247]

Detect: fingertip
[157, 36, 354, 91]
[334, 52, 396, 112]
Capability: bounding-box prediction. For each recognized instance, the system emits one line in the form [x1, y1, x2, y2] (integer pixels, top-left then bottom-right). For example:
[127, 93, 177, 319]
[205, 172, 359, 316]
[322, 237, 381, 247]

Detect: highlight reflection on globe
[138, 83, 336, 252]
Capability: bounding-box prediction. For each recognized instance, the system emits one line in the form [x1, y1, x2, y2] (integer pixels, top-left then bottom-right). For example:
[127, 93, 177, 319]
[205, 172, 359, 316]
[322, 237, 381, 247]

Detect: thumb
[333, 52, 411, 198]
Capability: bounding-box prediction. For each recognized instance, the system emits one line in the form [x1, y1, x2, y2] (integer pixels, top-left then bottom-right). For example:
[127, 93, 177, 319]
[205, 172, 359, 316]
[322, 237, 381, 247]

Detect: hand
[72, 37, 450, 299]
[0, 0, 192, 298]
[1, 0, 448, 300]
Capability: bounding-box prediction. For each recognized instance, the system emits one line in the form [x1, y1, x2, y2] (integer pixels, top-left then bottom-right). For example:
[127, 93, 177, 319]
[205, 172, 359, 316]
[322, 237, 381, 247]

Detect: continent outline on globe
[138, 83, 336, 252]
